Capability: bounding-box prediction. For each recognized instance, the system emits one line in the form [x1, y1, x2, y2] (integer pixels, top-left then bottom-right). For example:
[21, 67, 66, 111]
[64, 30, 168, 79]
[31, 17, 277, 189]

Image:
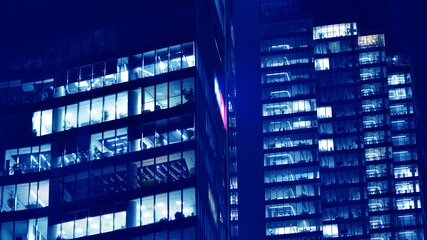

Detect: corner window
[182, 42, 195, 68]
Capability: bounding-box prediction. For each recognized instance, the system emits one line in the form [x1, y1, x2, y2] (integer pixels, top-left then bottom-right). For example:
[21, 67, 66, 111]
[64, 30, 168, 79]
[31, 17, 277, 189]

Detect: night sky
[234, 1, 427, 239]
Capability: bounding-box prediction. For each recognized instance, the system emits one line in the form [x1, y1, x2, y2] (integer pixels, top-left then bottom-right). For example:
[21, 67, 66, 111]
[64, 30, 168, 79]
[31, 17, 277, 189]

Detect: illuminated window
[389, 87, 412, 100]
[358, 34, 385, 49]
[319, 139, 334, 152]
[314, 23, 357, 40]
[315, 58, 329, 71]
[323, 224, 338, 238]
[388, 73, 410, 85]
[317, 106, 332, 118]
[32, 109, 53, 136]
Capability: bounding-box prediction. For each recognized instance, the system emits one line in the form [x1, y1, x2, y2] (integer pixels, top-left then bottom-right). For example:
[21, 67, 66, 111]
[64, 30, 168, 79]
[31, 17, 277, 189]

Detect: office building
[228, 83, 238, 240]
[0, 0, 234, 239]
[260, 0, 425, 239]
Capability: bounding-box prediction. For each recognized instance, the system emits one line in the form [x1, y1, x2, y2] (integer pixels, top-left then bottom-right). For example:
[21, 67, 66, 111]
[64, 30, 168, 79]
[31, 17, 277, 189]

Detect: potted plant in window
[7, 190, 15, 211]
[175, 211, 184, 219]
[186, 129, 194, 140]
[92, 147, 102, 160]
[155, 133, 167, 146]
[77, 151, 88, 162]
[11, 163, 25, 175]
[119, 112, 127, 119]
[103, 110, 110, 121]
[182, 88, 194, 103]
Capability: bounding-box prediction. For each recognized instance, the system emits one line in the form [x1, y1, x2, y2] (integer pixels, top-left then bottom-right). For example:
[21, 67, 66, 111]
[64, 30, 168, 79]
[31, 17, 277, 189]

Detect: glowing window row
[394, 165, 418, 179]
[32, 91, 128, 136]
[32, 78, 194, 137]
[366, 164, 389, 178]
[317, 106, 332, 119]
[143, 78, 194, 112]
[265, 201, 319, 218]
[319, 136, 359, 152]
[362, 98, 388, 113]
[389, 87, 412, 101]
[265, 184, 319, 201]
[264, 166, 319, 184]
[0, 180, 49, 212]
[395, 180, 420, 194]
[367, 181, 390, 195]
[266, 219, 321, 236]
[261, 53, 311, 68]
[0, 42, 195, 106]
[314, 58, 329, 71]
[7, 114, 194, 175]
[263, 133, 315, 150]
[363, 114, 389, 129]
[0, 219, 195, 240]
[261, 69, 312, 84]
[388, 73, 411, 85]
[365, 147, 392, 162]
[364, 130, 390, 145]
[264, 149, 317, 166]
[262, 83, 314, 100]
[359, 51, 386, 65]
[5, 144, 51, 175]
[262, 99, 316, 117]
[358, 34, 385, 49]
[58, 43, 194, 97]
[263, 115, 317, 133]
[53, 188, 195, 239]
[313, 23, 357, 40]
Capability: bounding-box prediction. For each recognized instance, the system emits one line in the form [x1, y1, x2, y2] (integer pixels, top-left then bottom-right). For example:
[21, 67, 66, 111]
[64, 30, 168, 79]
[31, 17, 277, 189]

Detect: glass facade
[261, 12, 322, 238]
[0, 0, 234, 239]
[0, 42, 195, 106]
[260, 2, 425, 239]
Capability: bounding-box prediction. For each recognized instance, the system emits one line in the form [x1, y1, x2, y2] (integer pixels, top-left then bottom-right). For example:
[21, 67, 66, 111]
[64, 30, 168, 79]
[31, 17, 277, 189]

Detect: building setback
[260, 0, 425, 239]
[0, 1, 234, 240]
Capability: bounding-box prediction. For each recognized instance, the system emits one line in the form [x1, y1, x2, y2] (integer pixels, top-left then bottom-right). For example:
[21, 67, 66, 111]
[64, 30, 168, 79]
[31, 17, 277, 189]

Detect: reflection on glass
[141, 196, 154, 225]
[156, 48, 168, 75]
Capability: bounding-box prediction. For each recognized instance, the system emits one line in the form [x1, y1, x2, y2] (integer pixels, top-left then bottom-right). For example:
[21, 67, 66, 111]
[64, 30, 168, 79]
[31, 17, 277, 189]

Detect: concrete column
[126, 200, 138, 228]
[47, 224, 60, 240]
[127, 163, 137, 190]
[126, 162, 138, 228]
[53, 107, 64, 132]
[129, 89, 140, 116]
